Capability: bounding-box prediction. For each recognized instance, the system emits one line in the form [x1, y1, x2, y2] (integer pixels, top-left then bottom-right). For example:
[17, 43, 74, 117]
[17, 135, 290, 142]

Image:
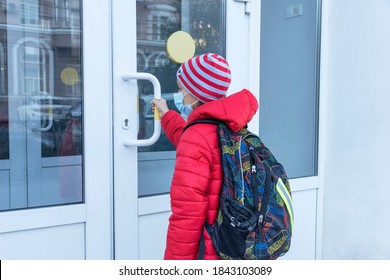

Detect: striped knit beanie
[176, 53, 231, 103]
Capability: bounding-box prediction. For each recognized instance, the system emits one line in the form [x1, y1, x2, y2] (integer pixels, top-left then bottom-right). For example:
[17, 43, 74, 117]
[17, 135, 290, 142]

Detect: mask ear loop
[182, 91, 200, 108]
[189, 100, 199, 108]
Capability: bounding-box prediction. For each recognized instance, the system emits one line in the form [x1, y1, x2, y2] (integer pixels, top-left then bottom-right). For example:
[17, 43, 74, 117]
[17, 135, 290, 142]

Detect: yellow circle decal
[61, 67, 79, 86]
[166, 31, 196, 64]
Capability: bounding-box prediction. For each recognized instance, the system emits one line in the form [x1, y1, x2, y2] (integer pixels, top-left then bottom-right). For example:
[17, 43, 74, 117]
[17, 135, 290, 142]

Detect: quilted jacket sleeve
[161, 110, 187, 148]
[164, 127, 213, 260]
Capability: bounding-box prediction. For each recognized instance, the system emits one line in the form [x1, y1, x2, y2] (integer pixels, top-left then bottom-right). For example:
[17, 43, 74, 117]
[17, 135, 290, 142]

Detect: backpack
[184, 119, 294, 260]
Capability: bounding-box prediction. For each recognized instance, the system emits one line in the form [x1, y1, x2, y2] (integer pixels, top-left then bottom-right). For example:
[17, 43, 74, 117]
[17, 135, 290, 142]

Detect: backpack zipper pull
[258, 214, 264, 225]
[250, 147, 256, 173]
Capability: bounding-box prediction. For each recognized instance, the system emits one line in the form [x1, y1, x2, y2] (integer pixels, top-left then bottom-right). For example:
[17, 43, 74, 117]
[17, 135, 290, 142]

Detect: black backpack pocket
[216, 197, 258, 258]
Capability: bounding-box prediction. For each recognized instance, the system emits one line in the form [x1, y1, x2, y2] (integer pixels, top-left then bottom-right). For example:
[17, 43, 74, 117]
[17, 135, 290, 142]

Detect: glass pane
[0, 38, 8, 160]
[259, 0, 321, 178]
[137, 0, 226, 196]
[0, 0, 83, 211]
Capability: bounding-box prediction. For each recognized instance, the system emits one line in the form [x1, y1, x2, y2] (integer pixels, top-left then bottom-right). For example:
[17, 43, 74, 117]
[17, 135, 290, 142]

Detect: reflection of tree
[162, 0, 225, 56]
[189, 0, 225, 55]
[139, 0, 226, 77]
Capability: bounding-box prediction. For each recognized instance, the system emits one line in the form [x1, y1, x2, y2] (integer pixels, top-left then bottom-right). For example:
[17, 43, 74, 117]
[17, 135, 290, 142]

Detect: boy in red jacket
[152, 53, 258, 259]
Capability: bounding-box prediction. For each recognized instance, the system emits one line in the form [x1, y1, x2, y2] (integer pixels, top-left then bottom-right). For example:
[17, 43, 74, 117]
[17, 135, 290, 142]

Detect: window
[259, 0, 321, 178]
[21, 1, 39, 26]
[0, 0, 83, 211]
[0, 41, 8, 161]
[136, 0, 227, 196]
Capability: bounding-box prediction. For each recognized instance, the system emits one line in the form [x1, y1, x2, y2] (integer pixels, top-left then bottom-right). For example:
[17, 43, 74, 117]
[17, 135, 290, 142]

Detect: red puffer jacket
[162, 89, 258, 260]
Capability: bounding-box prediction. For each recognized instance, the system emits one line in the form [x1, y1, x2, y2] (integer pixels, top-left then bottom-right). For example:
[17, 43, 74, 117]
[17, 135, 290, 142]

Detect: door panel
[113, 0, 251, 259]
[0, 0, 112, 259]
[0, 223, 85, 259]
[139, 211, 171, 260]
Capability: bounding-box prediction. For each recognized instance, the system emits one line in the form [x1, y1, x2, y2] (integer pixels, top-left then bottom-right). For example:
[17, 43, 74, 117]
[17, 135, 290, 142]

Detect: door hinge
[234, 0, 251, 15]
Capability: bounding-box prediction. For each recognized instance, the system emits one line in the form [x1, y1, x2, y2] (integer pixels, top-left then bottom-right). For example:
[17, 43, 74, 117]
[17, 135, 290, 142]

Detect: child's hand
[151, 98, 169, 118]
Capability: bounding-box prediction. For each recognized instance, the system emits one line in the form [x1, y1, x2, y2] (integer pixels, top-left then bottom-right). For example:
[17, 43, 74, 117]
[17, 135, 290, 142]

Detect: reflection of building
[136, 0, 179, 72]
[135, 1, 181, 150]
[0, 0, 83, 158]
[135, 0, 226, 152]
[1, 0, 81, 28]
[0, 0, 82, 98]
[135, 0, 225, 75]
[0, 40, 4, 96]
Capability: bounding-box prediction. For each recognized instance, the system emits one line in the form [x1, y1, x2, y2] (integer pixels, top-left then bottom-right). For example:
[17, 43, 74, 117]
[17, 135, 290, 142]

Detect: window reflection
[137, 0, 226, 153]
[137, 0, 226, 197]
[0, 0, 83, 211]
[0, 39, 8, 160]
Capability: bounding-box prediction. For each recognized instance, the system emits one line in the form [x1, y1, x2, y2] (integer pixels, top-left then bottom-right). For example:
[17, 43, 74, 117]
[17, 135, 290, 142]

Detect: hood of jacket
[187, 89, 258, 132]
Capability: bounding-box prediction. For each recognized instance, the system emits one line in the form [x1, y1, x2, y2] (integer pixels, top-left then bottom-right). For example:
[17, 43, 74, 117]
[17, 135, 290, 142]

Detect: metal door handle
[121, 73, 161, 147]
[32, 113, 53, 132]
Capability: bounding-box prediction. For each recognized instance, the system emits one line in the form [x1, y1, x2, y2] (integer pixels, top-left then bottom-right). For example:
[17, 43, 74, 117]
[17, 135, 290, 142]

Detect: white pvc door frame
[83, 0, 113, 259]
[112, 0, 139, 259]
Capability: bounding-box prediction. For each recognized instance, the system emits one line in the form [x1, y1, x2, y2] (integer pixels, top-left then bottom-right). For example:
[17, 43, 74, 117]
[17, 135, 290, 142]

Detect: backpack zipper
[249, 147, 260, 220]
[249, 145, 271, 227]
[239, 136, 245, 205]
[259, 164, 272, 226]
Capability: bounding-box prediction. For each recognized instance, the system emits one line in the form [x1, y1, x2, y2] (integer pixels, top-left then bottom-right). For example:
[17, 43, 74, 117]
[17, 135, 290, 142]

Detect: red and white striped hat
[176, 53, 231, 103]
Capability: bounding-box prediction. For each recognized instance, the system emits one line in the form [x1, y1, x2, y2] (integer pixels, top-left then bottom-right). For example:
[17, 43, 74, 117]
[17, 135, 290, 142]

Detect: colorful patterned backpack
[184, 119, 294, 260]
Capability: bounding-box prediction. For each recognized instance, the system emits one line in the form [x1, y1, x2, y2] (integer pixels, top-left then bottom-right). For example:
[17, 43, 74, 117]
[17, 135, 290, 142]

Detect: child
[152, 53, 258, 259]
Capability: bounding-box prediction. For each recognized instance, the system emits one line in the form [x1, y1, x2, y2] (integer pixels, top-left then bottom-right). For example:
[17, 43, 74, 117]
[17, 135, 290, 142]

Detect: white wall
[321, 0, 390, 259]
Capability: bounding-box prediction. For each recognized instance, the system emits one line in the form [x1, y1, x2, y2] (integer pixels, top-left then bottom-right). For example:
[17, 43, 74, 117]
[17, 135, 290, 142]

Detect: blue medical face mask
[173, 91, 184, 111]
[173, 91, 198, 120]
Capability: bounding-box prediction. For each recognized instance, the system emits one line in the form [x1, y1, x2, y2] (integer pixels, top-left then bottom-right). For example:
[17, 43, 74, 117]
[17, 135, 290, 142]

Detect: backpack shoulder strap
[183, 118, 221, 133]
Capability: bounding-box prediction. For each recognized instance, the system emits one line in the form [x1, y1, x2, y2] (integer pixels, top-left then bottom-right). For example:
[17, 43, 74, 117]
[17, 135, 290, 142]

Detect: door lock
[122, 118, 130, 130]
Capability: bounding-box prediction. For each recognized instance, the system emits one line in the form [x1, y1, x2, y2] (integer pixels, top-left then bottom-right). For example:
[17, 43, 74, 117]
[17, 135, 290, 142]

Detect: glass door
[113, 0, 256, 259]
[0, 0, 260, 260]
[0, 0, 112, 259]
